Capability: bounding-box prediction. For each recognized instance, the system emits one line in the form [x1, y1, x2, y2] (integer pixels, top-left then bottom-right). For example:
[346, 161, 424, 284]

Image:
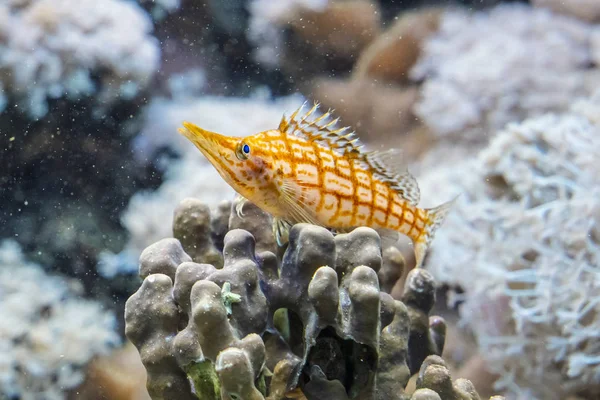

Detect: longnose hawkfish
[178, 103, 455, 267]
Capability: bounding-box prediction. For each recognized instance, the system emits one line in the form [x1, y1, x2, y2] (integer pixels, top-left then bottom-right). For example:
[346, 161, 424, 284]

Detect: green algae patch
[185, 359, 220, 400]
[273, 308, 291, 343]
[255, 368, 268, 397]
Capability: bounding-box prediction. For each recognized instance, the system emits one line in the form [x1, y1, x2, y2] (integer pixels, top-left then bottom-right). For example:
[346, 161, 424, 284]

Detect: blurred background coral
[1, 0, 599, 399]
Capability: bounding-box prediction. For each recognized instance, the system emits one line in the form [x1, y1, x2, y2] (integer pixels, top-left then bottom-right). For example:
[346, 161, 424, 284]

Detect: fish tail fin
[414, 196, 458, 268]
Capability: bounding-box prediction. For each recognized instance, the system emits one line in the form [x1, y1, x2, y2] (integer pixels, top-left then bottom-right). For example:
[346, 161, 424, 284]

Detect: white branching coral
[418, 91, 600, 399]
[247, 0, 329, 67]
[135, 0, 180, 20]
[411, 3, 600, 142]
[0, 240, 120, 400]
[0, 0, 160, 118]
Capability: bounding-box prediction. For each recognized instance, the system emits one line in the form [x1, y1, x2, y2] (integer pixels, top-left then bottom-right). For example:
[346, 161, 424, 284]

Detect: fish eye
[236, 142, 250, 160]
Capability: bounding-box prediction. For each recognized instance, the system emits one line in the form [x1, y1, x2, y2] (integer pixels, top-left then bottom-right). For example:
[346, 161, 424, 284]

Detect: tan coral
[354, 8, 442, 83]
[455, 354, 499, 400]
[304, 7, 443, 157]
[309, 77, 421, 148]
[532, 0, 600, 23]
[290, 0, 381, 60]
[74, 342, 151, 400]
[279, 0, 382, 78]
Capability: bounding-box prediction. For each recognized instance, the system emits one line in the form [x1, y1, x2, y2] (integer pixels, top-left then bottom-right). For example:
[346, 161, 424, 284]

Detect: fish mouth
[178, 121, 235, 161]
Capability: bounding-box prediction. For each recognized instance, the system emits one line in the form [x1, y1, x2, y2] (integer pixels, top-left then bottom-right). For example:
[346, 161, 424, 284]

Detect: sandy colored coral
[74, 342, 151, 400]
[247, 0, 329, 68]
[248, 0, 380, 73]
[289, 0, 381, 59]
[303, 6, 443, 158]
[309, 78, 421, 148]
[532, 0, 600, 23]
[353, 8, 442, 83]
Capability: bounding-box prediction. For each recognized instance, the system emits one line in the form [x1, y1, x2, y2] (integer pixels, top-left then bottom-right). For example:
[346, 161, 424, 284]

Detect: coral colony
[125, 198, 501, 400]
[2, 0, 599, 399]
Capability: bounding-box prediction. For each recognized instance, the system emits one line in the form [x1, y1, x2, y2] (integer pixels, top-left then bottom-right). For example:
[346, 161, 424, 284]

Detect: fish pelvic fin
[414, 196, 458, 268]
[273, 217, 293, 246]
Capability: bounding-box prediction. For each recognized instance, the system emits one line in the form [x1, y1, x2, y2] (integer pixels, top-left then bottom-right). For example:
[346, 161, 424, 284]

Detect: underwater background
[1, 0, 599, 399]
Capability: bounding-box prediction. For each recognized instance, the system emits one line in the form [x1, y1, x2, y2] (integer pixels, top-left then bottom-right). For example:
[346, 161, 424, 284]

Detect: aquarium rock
[0, 240, 120, 399]
[125, 198, 503, 399]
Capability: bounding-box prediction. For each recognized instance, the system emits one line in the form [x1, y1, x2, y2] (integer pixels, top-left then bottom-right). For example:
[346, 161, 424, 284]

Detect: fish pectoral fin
[273, 217, 293, 246]
[271, 172, 325, 246]
[278, 178, 323, 227]
[233, 194, 248, 218]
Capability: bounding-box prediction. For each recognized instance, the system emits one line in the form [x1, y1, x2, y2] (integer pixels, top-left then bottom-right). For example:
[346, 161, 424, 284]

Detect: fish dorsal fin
[361, 149, 421, 206]
[279, 102, 363, 155]
[279, 104, 419, 205]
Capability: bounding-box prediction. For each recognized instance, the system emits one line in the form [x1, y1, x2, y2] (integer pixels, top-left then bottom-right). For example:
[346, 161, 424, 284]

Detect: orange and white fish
[178, 103, 454, 267]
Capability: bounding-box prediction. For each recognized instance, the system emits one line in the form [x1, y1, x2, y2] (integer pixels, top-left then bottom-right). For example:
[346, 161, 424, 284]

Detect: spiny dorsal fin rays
[280, 103, 420, 206]
[279, 102, 363, 155]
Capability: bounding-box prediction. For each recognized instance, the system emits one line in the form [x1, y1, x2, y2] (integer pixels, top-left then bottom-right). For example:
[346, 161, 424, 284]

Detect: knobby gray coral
[125, 198, 503, 400]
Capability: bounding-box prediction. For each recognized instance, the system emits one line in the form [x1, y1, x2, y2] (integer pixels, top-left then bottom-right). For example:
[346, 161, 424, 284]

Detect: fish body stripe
[249, 135, 426, 241]
[223, 131, 429, 242]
